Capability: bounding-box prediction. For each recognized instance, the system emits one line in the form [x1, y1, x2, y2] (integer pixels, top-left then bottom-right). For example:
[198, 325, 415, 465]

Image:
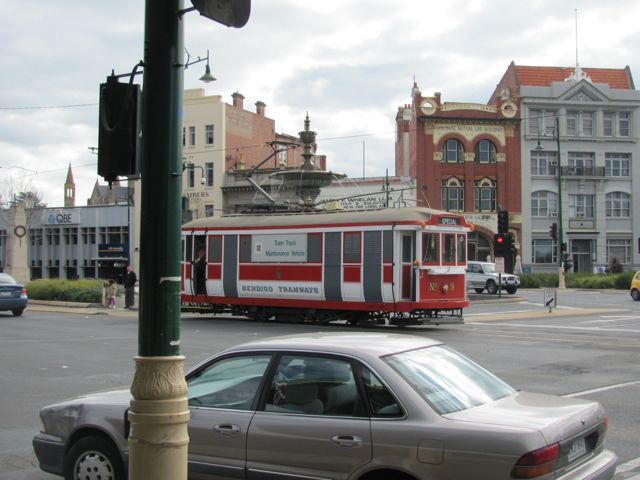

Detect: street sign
[544, 288, 557, 312]
[494, 257, 505, 273]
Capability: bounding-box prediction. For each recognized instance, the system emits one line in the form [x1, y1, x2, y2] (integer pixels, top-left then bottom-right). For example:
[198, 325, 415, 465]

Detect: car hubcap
[74, 451, 114, 480]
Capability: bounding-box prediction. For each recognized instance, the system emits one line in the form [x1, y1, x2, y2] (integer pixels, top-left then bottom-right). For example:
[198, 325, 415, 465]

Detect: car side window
[264, 355, 362, 417]
[187, 355, 272, 410]
[360, 366, 404, 418]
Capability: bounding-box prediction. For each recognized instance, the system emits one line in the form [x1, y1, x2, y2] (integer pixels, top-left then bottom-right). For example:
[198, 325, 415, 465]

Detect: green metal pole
[127, 1, 189, 478]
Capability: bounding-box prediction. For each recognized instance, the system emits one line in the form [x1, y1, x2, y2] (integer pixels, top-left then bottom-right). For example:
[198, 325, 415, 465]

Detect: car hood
[444, 391, 604, 444]
[46, 388, 131, 410]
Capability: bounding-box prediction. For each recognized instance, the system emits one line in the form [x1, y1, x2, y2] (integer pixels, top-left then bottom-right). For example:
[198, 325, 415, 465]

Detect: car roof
[0, 273, 17, 284]
[222, 332, 443, 359]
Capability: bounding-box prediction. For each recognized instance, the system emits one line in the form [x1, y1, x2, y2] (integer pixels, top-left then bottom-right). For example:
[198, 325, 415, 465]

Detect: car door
[247, 354, 372, 480]
[466, 263, 480, 289]
[186, 353, 273, 480]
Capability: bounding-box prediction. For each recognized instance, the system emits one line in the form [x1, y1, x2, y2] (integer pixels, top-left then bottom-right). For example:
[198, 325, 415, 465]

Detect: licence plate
[0, 291, 11, 297]
[568, 437, 587, 462]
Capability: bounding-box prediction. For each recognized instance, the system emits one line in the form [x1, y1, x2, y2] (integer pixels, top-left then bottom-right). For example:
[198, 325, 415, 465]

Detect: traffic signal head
[549, 222, 558, 241]
[497, 210, 509, 233]
[493, 233, 507, 257]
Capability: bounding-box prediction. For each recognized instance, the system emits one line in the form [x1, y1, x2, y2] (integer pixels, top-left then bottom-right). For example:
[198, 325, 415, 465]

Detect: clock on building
[500, 100, 518, 118]
[420, 98, 437, 115]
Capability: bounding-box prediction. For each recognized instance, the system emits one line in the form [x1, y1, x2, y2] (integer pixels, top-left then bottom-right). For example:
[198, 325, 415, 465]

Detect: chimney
[255, 101, 266, 116]
[232, 92, 244, 109]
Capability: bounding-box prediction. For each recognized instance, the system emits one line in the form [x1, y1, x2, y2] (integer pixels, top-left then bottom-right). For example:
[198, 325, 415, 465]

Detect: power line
[0, 103, 98, 111]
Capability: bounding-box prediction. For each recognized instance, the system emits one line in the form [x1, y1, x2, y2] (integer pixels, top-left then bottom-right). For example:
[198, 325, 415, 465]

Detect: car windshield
[384, 345, 515, 414]
[0, 274, 16, 284]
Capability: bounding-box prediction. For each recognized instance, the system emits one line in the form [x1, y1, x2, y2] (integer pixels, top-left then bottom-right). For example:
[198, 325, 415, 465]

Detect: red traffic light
[496, 235, 505, 244]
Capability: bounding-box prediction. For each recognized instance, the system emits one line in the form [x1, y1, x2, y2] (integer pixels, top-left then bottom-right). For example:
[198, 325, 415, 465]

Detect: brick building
[396, 83, 522, 268]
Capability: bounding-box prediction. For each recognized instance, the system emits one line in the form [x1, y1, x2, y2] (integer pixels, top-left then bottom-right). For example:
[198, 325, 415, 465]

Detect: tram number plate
[568, 437, 587, 463]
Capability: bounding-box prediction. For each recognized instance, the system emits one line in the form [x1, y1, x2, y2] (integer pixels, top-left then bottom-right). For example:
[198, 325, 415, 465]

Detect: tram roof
[183, 207, 468, 230]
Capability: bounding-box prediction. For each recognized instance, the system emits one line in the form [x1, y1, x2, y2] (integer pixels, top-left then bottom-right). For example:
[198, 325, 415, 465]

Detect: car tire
[485, 280, 498, 295]
[474, 288, 484, 294]
[632, 289, 640, 301]
[506, 287, 517, 295]
[11, 308, 24, 316]
[64, 435, 125, 480]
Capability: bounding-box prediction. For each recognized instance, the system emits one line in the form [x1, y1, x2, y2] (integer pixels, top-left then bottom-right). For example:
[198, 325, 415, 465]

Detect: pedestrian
[107, 279, 117, 309]
[194, 247, 207, 295]
[124, 264, 137, 309]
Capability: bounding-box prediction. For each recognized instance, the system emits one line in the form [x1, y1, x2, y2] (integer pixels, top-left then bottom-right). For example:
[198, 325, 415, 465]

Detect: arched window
[606, 192, 631, 217]
[442, 139, 464, 163]
[473, 178, 496, 212]
[441, 178, 464, 211]
[531, 191, 558, 217]
[475, 140, 497, 163]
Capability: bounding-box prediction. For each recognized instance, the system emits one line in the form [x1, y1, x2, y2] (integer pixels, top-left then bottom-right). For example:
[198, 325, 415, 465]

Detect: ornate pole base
[128, 356, 190, 480]
[558, 267, 566, 289]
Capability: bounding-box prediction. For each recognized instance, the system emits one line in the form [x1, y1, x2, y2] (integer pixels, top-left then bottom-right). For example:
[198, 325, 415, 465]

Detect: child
[107, 280, 117, 309]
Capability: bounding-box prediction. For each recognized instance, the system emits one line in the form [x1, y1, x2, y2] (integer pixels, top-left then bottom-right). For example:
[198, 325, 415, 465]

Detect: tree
[0, 177, 46, 210]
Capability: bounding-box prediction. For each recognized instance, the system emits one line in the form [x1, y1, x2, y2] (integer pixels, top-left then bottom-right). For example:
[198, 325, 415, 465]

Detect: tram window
[208, 236, 222, 263]
[194, 236, 207, 262]
[185, 236, 193, 262]
[182, 238, 186, 261]
[383, 231, 393, 263]
[423, 233, 439, 264]
[344, 232, 361, 263]
[443, 234, 456, 264]
[240, 235, 251, 263]
[457, 234, 466, 264]
[402, 236, 412, 263]
[308, 233, 322, 263]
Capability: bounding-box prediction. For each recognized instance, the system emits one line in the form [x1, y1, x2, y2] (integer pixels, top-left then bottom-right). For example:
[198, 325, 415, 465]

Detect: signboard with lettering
[494, 257, 505, 273]
[45, 210, 79, 225]
[98, 243, 129, 258]
[252, 234, 307, 263]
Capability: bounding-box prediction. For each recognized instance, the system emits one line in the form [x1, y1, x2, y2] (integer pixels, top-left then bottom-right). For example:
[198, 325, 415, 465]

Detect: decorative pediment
[559, 80, 608, 102]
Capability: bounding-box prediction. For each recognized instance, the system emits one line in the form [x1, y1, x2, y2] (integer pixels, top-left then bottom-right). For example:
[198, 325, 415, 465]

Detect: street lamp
[536, 116, 565, 289]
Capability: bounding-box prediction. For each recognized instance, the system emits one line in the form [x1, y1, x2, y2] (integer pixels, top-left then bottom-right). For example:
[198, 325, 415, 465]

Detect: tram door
[400, 234, 414, 300]
[192, 234, 207, 295]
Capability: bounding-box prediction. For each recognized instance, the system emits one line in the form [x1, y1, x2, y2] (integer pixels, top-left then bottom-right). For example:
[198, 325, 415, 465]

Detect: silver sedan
[33, 333, 617, 480]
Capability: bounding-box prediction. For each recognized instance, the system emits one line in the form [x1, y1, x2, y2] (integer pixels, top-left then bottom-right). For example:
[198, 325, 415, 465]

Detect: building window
[187, 167, 195, 188]
[189, 126, 196, 146]
[531, 150, 557, 176]
[567, 152, 595, 175]
[205, 162, 214, 187]
[205, 124, 214, 145]
[566, 111, 593, 137]
[278, 147, 288, 167]
[605, 153, 631, 177]
[531, 191, 557, 217]
[529, 109, 557, 136]
[182, 127, 186, 146]
[604, 112, 630, 137]
[442, 139, 464, 163]
[606, 192, 631, 217]
[474, 140, 496, 163]
[205, 205, 214, 217]
[568, 194, 594, 218]
[532, 238, 557, 264]
[606, 239, 631, 264]
[441, 178, 464, 211]
[473, 178, 496, 212]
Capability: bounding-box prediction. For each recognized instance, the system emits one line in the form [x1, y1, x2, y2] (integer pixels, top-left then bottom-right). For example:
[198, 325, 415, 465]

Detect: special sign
[252, 234, 307, 263]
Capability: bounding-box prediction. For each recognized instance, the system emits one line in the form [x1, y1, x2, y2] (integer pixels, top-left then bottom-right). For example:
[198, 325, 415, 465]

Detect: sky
[1, 0, 639, 208]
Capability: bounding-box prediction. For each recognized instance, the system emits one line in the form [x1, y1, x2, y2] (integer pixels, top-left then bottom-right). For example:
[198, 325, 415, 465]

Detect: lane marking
[564, 380, 640, 398]
[469, 323, 640, 334]
[580, 317, 639, 324]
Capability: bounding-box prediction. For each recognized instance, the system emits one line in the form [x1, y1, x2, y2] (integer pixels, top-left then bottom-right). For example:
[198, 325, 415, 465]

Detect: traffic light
[549, 222, 558, 241]
[493, 233, 507, 257]
[190, 0, 251, 27]
[497, 210, 509, 233]
[561, 242, 567, 252]
[98, 75, 142, 184]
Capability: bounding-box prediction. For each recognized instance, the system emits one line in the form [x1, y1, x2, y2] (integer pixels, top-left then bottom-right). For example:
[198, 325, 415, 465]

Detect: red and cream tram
[181, 207, 470, 326]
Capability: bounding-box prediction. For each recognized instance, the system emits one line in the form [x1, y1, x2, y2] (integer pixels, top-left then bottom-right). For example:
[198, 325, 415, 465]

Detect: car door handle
[331, 435, 363, 448]
[214, 424, 241, 436]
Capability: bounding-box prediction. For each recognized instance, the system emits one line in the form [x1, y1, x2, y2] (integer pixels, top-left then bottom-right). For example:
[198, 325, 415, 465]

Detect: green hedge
[519, 271, 635, 290]
[25, 279, 112, 303]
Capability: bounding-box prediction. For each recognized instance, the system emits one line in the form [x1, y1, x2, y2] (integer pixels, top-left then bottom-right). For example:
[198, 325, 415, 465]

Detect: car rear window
[384, 345, 515, 414]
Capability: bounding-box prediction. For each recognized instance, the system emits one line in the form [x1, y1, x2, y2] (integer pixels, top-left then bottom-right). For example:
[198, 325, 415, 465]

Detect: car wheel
[485, 280, 498, 295]
[474, 288, 484, 294]
[64, 435, 125, 480]
[506, 287, 517, 295]
[632, 289, 640, 301]
[11, 308, 24, 316]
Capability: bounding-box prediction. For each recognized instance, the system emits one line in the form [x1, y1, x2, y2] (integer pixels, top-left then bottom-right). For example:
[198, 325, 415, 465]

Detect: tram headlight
[442, 283, 449, 294]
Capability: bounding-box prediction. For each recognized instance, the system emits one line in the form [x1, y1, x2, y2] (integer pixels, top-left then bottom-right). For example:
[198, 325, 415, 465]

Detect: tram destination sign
[252, 234, 307, 263]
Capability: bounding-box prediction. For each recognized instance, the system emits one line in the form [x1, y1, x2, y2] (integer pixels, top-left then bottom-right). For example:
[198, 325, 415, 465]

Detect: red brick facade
[396, 83, 522, 264]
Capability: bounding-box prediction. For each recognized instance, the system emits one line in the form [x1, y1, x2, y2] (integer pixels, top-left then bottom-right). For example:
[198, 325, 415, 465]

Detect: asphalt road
[1, 290, 639, 479]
